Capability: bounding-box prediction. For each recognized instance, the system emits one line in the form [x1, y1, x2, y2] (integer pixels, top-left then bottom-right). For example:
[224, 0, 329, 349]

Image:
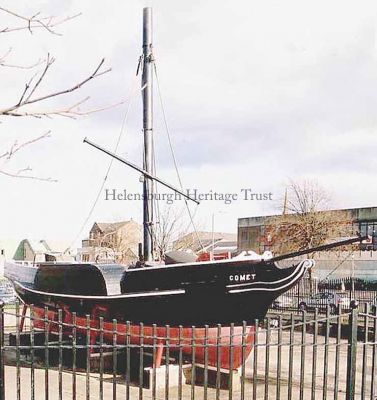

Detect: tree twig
[24, 53, 55, 102]
[0, 46, 44, 70]
[0, 97, 125, 119]
[2, 131, 51, 160]
[0, 131, 56, 182]
[0, 7, 81, 36]
[0, 168, 57, 182]
[0, 58, 111, 118]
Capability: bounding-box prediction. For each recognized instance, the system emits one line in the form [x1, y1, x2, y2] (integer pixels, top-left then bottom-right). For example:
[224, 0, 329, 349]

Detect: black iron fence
[270, 277, 377, 312]
[0, 301, 376, 400]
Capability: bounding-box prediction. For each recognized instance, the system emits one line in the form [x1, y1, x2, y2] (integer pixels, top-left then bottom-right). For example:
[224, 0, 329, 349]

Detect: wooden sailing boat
[5, 8, 363, 371]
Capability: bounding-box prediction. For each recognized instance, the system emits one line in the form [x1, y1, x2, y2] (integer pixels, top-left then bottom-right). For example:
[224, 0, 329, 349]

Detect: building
[238, 206, 377, 281]
[78, 220, 142, 263]
[13, 239, 74, 262]
[238, 206, 377, 253]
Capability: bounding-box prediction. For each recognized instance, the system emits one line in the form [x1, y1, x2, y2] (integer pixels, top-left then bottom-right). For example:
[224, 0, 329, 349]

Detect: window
[360, 221, 377, 236]
[359, 221, 377, 250]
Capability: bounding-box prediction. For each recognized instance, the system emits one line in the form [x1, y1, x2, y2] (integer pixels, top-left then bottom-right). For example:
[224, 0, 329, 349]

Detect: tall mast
[142, 7, 154, 262]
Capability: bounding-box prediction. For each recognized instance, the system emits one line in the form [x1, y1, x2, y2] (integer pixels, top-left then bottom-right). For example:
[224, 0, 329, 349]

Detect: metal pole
[351, 254, 355, 296]
[346, 304, 358, 400]
[270, 236, 367, 263]
[142, 7, 154, 262]
[83, 138, 199, 205]
[211, 213, 215, 261]
[0, 301, 4, 400]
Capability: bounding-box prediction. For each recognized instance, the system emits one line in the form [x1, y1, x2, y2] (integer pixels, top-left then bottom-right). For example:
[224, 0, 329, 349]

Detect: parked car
[298, 292, 350, 313]
[272, 295, 294, 309]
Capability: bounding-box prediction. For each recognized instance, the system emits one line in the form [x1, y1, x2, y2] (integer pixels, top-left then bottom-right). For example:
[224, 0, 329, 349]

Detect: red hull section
[32, 306, 255, 371]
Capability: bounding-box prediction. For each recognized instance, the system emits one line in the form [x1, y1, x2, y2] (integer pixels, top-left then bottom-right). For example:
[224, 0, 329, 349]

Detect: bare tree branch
[0, 58, 111, 118]
[266, 180, 355, 255]
[0, 47, 12, 63]
[0, 48, 44, 69]
[0, 131, 56, 182]
[1, 131, 51, 160]
[0, 7, 81, 36]
[0, 5, 117, 182]
[24, 53, 55, 102]
[0, 168, 56, 182]
[154, 207, 187, 259]
[15, 72, 39, 107]
[0, 59, 44, 69]
[1, 97, 125, 119]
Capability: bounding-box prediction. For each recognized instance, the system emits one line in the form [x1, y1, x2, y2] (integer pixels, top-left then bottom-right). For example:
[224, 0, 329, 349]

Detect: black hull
[7, 258, 312, 325]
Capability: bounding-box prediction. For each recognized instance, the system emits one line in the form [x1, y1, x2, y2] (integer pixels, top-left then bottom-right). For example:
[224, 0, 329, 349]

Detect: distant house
[13, 239, 73, 262]
[78, 220, 142, 264]
[173, 231, 237, 256]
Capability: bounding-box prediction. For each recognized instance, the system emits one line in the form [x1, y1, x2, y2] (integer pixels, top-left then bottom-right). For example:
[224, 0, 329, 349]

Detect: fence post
[346, 302, 358, 400]
[0, 301, 4, 400]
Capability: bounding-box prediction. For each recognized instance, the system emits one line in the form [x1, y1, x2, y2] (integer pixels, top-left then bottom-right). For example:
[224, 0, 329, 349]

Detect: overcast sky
[1, 0, 377, 256]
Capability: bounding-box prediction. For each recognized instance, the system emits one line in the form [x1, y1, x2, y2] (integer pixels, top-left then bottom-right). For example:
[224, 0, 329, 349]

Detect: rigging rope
[67, 58, 143, 252]
[153, 62, 204, 251]
[320, 250, 354, 282]
[151, 122, 162, 257]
